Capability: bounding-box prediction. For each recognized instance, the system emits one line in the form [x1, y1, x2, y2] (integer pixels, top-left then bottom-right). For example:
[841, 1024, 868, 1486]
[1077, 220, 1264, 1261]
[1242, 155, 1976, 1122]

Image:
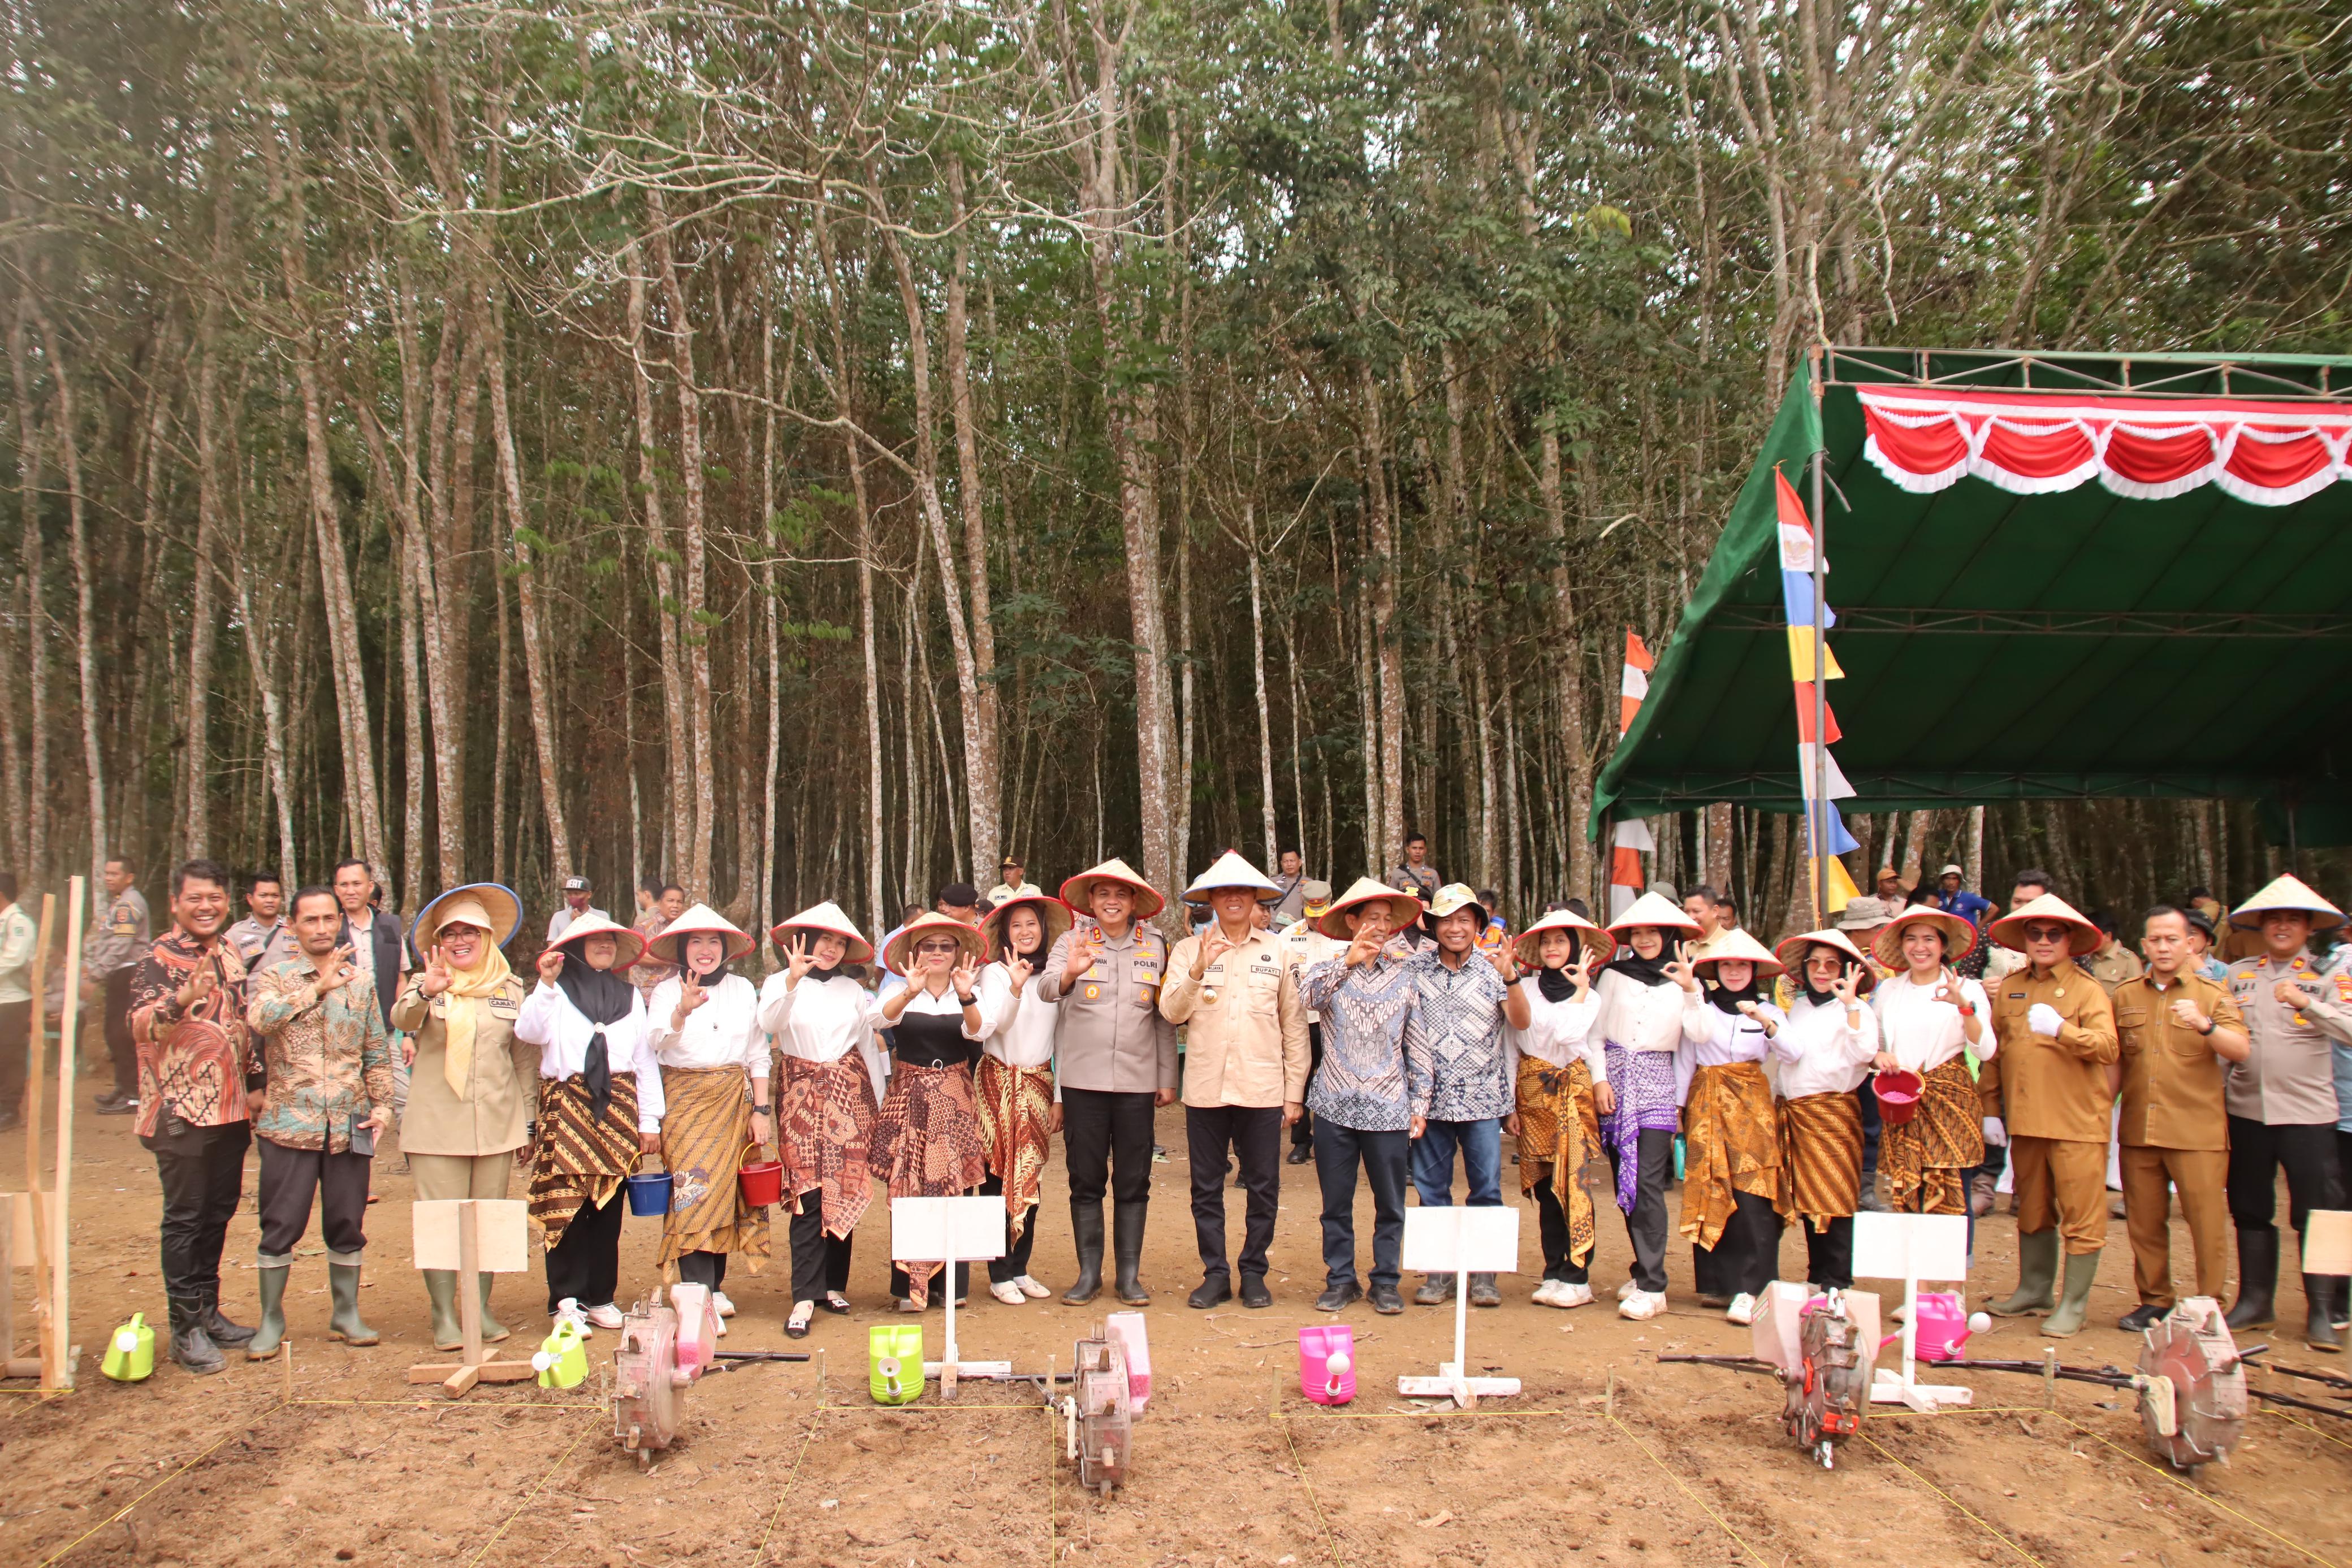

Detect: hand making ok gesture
[1662, 941, 1700, 994]
[672, 969, 709, 1032]
[950, 950, 982, 1003]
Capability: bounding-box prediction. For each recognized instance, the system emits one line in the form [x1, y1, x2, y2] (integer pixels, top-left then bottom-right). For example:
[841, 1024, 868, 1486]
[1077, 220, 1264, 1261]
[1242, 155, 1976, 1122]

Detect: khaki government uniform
[2079, 944, 2145, 997]
[1161, 930, 1312, 1108]
[1991, 967, 2119, 1254]
[2113, 971, 2241, 1305]
[390, 972, 535, 1201]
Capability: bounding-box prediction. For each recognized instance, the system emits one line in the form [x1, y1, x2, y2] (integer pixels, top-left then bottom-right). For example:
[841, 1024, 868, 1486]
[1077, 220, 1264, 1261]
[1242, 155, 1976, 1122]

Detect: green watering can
[102, 1313, 155, 1383]
[868, 1324, 923, 1406]
[533, 1319, 589, 1390]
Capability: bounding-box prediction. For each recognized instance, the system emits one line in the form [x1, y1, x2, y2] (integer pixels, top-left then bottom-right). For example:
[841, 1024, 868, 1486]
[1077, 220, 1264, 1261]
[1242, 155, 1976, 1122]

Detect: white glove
[2027, 1002, 2064, 1039]
[1982, 1115, 2007, 1147]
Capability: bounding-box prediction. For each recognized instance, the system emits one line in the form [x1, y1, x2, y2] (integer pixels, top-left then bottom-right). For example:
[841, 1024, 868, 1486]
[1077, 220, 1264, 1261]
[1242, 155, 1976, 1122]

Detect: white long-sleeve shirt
[515, 980, 665, 1133]
[976, 961, 1058, 1071]
[1776, 994, 1880, 1100]
[1871, 972, 1996, 1076]
[758, 968, 887, 1104]
[1593, 968, 1687, 1055]
[1677, 997, 1794, 1103]
[1504, 976, 1605, 1081]
[647, 973, 767, 1077]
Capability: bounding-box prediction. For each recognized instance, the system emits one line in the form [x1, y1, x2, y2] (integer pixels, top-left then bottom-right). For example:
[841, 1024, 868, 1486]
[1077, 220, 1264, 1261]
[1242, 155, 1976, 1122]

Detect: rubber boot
[1990, 1228, 2059, 1316]
[327, 1257, 379, 1346]
[245, 1261, 292, 1361]
[2042, 1250, 2100, 1337]
[423, 1268, 465, 1351]
[1062, 1202, 1104, 1305]
[2305, 1275, 2344, 1354]
[168, 1294, 225, 1375]
[202, 1287, 256, 1348]
[478, 1272, 509, 1344]
[1113, 1202, 1151, 1306]
[2225, 1228, 2277, 1331]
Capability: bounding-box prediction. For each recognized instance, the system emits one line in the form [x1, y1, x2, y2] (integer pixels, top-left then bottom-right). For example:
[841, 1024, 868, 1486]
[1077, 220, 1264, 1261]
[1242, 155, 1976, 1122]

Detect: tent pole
[1810, 447, 1830, 926]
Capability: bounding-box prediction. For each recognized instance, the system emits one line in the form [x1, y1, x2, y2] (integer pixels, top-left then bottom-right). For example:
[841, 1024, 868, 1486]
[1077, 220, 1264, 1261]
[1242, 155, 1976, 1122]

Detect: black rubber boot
[202, 1287, 256, 1348]
[2306, 1275, 2344, 1354]
[168, 1294, 225, 1376]
[1113, 1201, 1151, 1305]
[2226, 1228, 2277, 1331]
[1062, 1202, 1104, 1305]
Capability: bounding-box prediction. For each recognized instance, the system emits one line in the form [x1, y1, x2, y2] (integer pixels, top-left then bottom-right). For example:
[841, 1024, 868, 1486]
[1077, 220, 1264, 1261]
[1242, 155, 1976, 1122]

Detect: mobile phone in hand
[350, 1114, 378, 1157]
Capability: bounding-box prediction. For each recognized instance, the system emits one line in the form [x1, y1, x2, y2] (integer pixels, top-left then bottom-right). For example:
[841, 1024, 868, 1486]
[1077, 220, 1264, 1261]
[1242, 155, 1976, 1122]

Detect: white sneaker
[553, 1298, 592, 1339]
[583, 1302, 625, 1331]
[1616, 1279, 1640, 1301]
[1618, 1289, 1668, 1322]
[990, 1280, 1027, 1306]
[1726, 1293, 1757, 1326]
[1016, 1275, 1052, 1300]
[1555, 1283, 1595, 1309]
[712, 1290, 738, 1319]
[1531, 1280, 1564, 1307]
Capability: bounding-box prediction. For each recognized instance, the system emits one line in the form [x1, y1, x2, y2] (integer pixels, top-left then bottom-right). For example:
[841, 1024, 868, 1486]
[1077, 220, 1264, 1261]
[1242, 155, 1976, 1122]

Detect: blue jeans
[1410, 1117, 1503, 1210]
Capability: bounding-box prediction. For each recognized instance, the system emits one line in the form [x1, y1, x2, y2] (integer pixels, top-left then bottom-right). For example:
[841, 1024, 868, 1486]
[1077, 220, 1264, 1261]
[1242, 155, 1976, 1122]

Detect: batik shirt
[1299, 943, 1420, 1132]
[1403, 949, 1514, 1121]
[246, 954, 396, 1151]
[128, 930, 251, 1139]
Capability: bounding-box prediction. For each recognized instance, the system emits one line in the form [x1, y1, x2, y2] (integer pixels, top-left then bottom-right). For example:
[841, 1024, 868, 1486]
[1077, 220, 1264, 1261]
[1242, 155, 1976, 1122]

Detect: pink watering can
[1878, 1292, 1988, 1363]
[1299, 1324, 1356, 1405]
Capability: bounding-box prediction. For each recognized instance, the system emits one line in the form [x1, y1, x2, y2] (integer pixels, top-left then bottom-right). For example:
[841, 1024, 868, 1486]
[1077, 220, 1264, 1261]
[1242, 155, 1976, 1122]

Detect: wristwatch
[753, 1103, 772, 1116]
[2197, 1017, 2216, 1037]
[956, 993, 978, 1007]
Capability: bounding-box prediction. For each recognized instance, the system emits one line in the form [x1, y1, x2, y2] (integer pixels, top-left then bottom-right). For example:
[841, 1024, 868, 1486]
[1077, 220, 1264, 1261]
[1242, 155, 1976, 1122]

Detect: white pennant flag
[1796, 743, 1854, 801]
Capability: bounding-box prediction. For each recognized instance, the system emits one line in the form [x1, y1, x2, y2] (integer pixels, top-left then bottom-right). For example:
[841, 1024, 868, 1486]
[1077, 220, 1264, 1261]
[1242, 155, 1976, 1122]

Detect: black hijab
[1796, 943, 1843, 1008]
[1534, 930, 1584, 1003]
[1603, 928, 1676, 988]
[1705, 964, 1762, 1016]
[555, 946, 637, 1119]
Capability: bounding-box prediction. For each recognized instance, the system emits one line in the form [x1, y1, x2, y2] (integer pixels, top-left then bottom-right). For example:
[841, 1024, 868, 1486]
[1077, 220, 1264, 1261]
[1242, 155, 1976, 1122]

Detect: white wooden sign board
[2305, 1211, 2352, 1277]
[1398, 1206, 1521, 1407]
[1852, 1212, 1971, 1412]
[412, 1199, 530, 1274]
[892, 1196, 1010, 1395]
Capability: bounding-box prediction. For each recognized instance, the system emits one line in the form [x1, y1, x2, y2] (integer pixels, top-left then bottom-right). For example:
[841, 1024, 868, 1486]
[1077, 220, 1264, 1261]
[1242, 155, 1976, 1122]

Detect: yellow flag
[1786, 626, 1845, 681]
[1824, 856, 1861, 913]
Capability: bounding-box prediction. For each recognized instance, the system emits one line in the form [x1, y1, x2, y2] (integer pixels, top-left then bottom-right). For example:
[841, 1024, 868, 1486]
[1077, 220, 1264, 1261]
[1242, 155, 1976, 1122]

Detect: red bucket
[1873, 1069, 1925, 1127]
[737, 1158, 784, 1207]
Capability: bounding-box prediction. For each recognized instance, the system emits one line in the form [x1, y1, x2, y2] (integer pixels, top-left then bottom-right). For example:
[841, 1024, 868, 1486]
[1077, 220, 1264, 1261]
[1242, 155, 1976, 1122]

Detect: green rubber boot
[327, 1257, 379, 1346]
[245, 1262, 292, 1361]
[423, 1269, 465, 1351]
[1990, 1228, 2059, 1316]
[2042, 1249, 2101, 1337]
[477, 1272, 509, 1344]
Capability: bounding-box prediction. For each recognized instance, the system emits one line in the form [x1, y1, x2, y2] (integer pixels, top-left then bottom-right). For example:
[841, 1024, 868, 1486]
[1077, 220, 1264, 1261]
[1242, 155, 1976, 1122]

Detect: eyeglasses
[915, 939, 961, 956]
[2022, 923, 2072, 943]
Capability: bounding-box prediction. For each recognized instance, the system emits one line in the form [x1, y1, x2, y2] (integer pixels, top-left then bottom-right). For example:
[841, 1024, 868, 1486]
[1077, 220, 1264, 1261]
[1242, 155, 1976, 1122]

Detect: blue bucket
[625, 1171, 673, 1217]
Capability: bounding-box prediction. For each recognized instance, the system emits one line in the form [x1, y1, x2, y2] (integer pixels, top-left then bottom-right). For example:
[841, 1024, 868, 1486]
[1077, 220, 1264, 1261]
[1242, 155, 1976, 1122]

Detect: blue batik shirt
[1300, 944, 1420, 1132]
[1403, 948, 1514, 1121]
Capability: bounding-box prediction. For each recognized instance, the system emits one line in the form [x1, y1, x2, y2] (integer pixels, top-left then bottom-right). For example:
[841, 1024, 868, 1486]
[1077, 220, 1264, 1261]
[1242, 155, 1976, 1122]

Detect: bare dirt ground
[7, 1098, 2349, 1568]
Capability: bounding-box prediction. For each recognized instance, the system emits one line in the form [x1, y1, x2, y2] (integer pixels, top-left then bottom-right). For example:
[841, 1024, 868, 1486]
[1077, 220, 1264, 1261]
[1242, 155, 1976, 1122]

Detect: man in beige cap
[1037, 857, 1178, 1306]
[1162, 852, 1311, 1308]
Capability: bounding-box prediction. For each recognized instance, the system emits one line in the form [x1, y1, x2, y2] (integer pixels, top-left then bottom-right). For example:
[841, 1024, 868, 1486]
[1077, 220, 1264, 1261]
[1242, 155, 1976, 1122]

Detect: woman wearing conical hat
[972, 893, 1074, 1306]
[516, 913, 661, 1340]
[391, 884, 534, 1351]
[874, 913, 993, 1309]
[646, 904, 771, 1328]
[1868, 904, 1994, 1228]
[1033, 857, 1177, 1306]
[756, 902, 884, 1337]
[1770, 929, 1878, 1292]
[2216, 874, 2352, 1351]
[1672, 928, 1795, 1326]
[1506, 906, 1614, 1309]
[1594, 891, 1704, 1322]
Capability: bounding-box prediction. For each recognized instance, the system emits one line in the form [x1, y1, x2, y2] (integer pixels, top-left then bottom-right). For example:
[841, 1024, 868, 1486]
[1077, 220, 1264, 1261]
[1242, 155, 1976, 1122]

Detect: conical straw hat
[1058, 857, 1166, 921]
[2229, 873, 2346, 932]
[1986, 893, 2101, 958]
[767, 900, 874, 966]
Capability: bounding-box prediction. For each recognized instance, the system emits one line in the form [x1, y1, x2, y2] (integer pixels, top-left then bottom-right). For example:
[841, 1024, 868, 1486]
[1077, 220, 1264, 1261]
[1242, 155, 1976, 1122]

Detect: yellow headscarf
[427, 902, 515, 1098]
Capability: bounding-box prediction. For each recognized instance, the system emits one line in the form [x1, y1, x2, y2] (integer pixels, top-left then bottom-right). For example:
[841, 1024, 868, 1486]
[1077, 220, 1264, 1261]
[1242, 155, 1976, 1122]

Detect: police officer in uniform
[2220, 875, 2352, 1352]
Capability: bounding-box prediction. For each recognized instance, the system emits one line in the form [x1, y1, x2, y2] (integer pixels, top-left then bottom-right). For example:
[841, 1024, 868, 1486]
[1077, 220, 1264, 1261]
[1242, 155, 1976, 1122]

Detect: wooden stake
[407, 1198, 533, 1398]
[22, 893, 54, 1371]
[49, 879, 81, 1391]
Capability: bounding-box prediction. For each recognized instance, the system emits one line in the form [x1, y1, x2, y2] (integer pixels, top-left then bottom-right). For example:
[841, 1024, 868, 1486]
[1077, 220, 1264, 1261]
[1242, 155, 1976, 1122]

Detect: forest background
[1, 0, 2344, 945]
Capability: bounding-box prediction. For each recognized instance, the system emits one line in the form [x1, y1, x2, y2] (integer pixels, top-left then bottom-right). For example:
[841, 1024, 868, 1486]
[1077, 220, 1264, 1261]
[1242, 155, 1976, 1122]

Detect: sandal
[786, 1302, 815, 1339]
[819, 1293, 851, 1315]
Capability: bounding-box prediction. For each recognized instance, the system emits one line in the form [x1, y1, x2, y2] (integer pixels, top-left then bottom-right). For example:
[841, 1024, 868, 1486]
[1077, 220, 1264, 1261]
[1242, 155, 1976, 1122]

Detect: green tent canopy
[1590, 347, 2352, 843]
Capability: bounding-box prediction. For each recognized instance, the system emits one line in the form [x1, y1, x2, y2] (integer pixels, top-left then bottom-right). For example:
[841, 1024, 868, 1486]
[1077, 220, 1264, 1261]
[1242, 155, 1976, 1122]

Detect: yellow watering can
[102, 1313, 155, 1383]
[533, 1319, 589, 1390]
[868, 1324, 923, 1405]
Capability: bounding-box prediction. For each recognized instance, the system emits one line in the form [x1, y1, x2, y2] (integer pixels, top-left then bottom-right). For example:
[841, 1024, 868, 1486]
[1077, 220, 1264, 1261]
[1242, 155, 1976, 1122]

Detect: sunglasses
[2021, 923, 2072, 943]
[915, 938, 962, 955]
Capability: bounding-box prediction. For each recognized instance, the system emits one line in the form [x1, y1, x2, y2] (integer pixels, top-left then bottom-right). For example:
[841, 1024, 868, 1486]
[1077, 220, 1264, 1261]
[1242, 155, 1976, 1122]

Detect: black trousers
[676, 1250, 730, 1292]
[1532, 1181, 1589, 1284]
[147, 1118, 250, 1304]
[1061, 1085, 1156, 1207]
[1291, 1024, 1324, 1147]
[976, 1172, 1039, 1284]
[105, 968, 138, 1097]
[1856, 1080, 1882, 1181]
[256, 1136, 370, 1259]
[786, 1186, 857, 1302]
[2228, 1116, 2345, 1238]
[1188, 1104, 1282, 1281]
[545, 1187, 627, 1311]
[0, 998, 29, 1114]
[1805, 1215, 1856, 1289]
[1604, 1128, 1676, 1293]
[1314, 1119, 1409, 1290]
[1692, 1188, 1784, 1299]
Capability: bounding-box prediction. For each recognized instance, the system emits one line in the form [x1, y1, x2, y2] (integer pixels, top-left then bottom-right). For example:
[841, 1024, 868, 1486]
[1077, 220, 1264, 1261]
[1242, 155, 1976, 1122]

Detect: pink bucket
[1873, 1069, 1924, 1127]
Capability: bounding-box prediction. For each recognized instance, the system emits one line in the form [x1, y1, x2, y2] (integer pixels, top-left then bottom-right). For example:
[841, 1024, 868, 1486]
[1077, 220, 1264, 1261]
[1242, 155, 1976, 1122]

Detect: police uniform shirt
[1035, 924, 1179, 1096]
[2224, 950, 2352, 1126]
